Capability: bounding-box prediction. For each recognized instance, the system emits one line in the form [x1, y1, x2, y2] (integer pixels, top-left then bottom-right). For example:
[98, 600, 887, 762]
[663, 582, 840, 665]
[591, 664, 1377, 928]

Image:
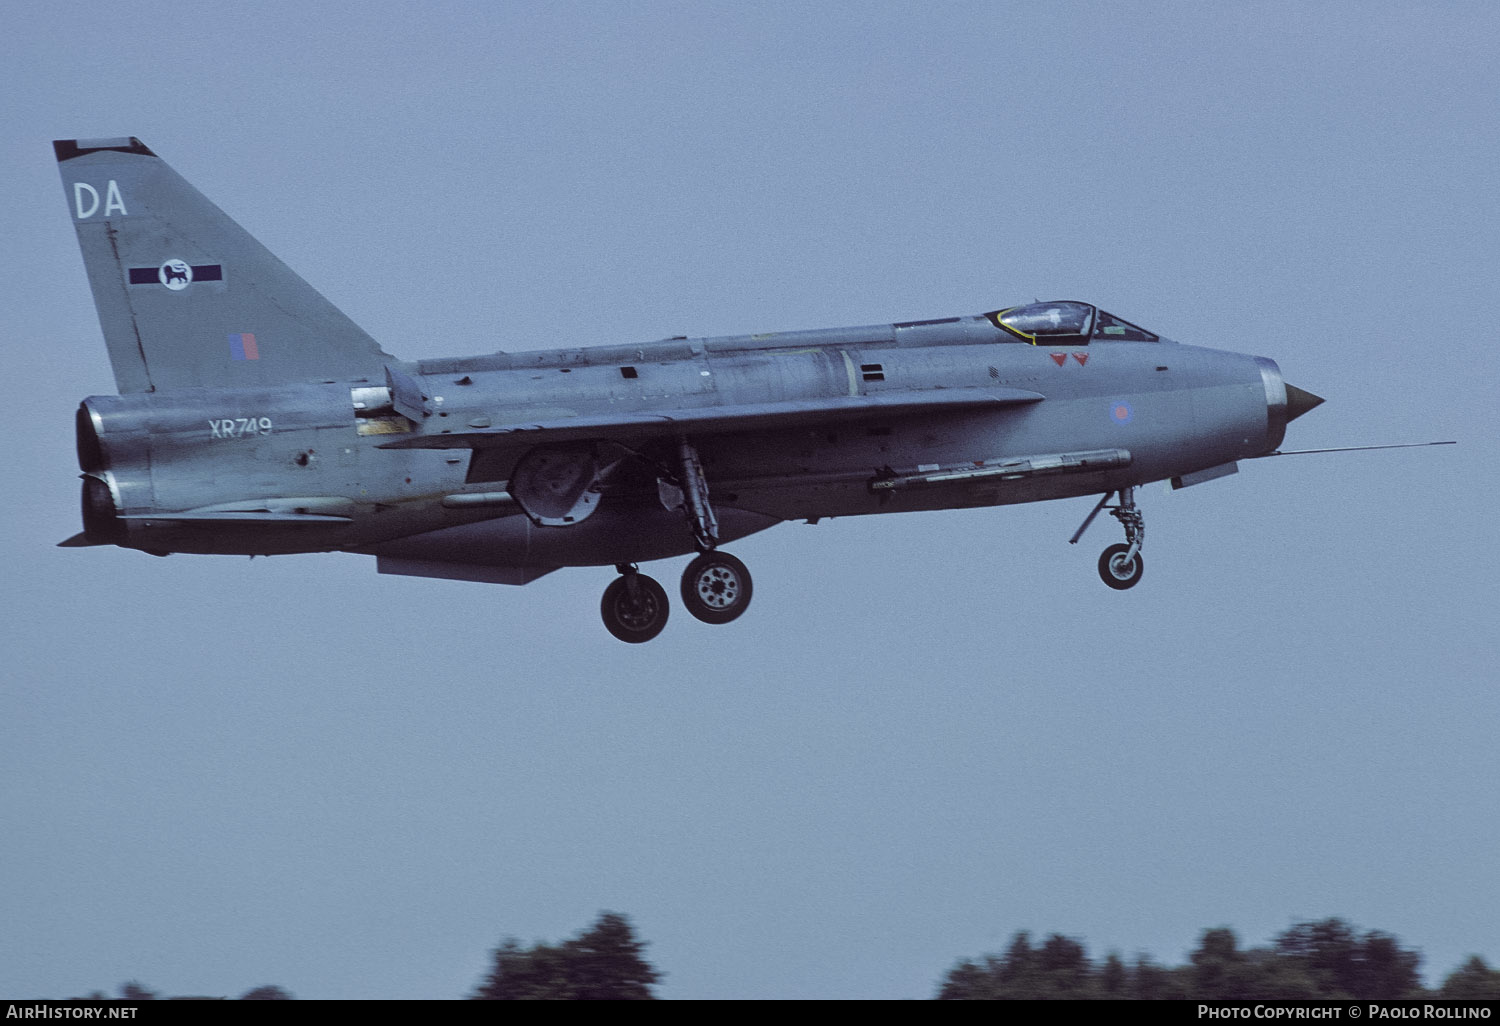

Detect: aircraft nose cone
[1285, 383, 1325, 422]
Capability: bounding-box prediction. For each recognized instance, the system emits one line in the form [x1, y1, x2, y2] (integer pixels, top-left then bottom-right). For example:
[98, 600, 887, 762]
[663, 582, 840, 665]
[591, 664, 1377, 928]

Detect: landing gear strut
[596, 439, 756, 642]
[1070, 486, 1145, 590]
[673, 437, 754, 625]
[600, 563, 669, 643]
[677, 437, 719, 553]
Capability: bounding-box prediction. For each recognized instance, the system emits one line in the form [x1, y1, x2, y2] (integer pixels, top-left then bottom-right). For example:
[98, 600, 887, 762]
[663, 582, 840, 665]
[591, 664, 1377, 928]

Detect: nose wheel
[1071, 485, 1146, 591]
[1098, 543, 1144, 590]
[600, 565, 669, 643]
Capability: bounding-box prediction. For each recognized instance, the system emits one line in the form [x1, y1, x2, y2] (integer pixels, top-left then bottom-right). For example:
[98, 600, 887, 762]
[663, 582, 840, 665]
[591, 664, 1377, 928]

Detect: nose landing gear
[1071, 486, 1145, 590]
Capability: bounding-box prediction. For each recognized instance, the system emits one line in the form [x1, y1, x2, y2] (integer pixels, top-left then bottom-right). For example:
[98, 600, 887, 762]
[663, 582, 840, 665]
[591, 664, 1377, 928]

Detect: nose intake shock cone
[1285, 383, 1325, 423]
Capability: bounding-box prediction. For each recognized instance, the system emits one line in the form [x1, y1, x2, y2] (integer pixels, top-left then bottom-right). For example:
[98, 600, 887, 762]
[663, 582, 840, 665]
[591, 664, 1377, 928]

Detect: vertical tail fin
[55, 137, 394, 393]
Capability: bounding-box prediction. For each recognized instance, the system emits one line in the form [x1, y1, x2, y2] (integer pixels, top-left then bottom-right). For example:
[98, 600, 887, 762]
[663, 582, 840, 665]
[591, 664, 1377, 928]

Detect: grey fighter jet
[55, 137, 1411, 643]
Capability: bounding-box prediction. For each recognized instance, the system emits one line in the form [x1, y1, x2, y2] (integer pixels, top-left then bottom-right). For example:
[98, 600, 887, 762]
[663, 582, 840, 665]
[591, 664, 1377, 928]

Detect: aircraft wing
[379, 387, 1044, 451]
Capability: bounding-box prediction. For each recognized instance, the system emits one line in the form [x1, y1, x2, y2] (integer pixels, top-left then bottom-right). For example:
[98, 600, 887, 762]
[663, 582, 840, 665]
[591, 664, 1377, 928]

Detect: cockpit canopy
[986, 302, 1159, 344]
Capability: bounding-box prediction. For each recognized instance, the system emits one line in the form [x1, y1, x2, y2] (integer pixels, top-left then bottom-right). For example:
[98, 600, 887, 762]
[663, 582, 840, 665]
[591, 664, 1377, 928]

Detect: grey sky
[2, 1, 1495, 1000]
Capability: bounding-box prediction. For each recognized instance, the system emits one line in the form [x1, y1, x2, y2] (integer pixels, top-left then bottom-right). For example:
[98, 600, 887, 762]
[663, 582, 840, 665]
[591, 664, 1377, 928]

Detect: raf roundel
[158, 259, 193, 291]
[1110, 400, 1133, 425]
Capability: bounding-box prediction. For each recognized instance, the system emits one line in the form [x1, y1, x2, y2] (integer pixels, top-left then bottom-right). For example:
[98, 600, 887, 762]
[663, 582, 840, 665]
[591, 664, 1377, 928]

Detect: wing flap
[379, 387, 1043, 451]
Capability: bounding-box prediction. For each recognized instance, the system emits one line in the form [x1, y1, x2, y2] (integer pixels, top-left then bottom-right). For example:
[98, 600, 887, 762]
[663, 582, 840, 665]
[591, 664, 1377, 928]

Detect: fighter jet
[55, 137, 1427, 643]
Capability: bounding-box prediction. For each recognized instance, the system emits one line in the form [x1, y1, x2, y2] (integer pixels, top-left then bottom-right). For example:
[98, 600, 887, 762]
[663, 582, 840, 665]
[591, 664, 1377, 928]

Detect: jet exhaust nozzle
[80, 475, 126, 544]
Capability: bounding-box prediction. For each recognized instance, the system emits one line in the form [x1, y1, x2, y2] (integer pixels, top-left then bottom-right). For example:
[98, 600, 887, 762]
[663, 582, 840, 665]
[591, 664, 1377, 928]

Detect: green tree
[994, 931, 1040, 998]
[472, 912, 659, 1000]
[1099, 953, 1127, 997]
[1187, 927, 1325, 998]
[1132, 954, 1191, 1000]
[1275, 918, 1359, 995]
[1036, 934, 1092, 997]
[568, 912, 659, 1000]
[935, 959, 993, 1000]
[1190, 928, 1249, 997]
[1440, 956, 1500, 999]
[936, 931, 1101, 999]
[473, 939, 575, 999]
[239, 985, 294, 1000]
[1273, 919, 1421, 998]
[935, 919, 1437, 1000]
[1241, 949, 1321, 999]
[1354, 931, 1424, 999]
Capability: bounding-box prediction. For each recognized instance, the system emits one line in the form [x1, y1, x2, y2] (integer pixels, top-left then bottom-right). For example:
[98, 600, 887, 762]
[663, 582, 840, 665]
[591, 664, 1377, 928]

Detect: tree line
[73, 913, 1500, 999]
[73, 912, 657, 1001]
[937, 919, 1500, 1000]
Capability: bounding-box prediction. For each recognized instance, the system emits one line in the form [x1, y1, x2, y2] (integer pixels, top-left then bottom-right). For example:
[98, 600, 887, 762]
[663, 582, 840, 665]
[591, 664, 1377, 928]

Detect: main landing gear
[601, 564, 670, 644]
[680, 550, 753, 624]
[1070, 486, 1145, 590]
[597, 437, 755, 642]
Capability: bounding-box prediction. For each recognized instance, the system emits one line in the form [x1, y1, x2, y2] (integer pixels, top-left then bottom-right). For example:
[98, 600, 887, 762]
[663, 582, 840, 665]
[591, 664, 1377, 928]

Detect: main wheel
[680, 551, 753, 624]
[1098, 543, 1144, 590]
[601, 573, 670, 643]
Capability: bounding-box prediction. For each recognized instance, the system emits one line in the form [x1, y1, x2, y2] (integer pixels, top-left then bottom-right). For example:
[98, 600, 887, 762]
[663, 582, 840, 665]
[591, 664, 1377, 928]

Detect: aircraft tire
[680, 551, 753, 625]
[601, 573, 670, 643]
[1098, 543, 1144, 590]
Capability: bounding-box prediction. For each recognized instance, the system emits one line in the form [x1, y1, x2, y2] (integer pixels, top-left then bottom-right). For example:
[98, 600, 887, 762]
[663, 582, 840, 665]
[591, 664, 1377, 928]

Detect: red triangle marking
[1050, 353, 1067, 366]
[1073, 352, 1089, 366]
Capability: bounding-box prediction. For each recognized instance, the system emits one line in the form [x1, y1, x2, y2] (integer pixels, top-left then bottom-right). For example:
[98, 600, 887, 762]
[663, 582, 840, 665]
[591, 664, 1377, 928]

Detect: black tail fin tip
[54, 137, 157, 162]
